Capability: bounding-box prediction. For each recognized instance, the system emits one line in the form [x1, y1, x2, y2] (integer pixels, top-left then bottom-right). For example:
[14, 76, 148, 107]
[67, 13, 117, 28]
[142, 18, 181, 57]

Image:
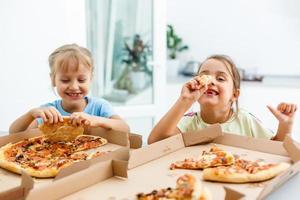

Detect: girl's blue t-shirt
[37, 97, 116, 124]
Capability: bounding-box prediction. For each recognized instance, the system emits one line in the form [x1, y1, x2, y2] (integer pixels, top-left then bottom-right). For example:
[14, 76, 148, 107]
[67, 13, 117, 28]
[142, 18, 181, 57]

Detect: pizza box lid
[0, 147, 129, 200]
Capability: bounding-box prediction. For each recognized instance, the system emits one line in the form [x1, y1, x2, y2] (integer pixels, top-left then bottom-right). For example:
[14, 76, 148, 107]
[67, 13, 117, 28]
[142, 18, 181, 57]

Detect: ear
[232, 89, 240, 102]
[50, 74, 55, 87]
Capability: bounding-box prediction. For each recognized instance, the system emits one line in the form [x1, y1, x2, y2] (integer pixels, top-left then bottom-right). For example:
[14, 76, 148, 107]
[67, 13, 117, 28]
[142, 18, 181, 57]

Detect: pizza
[170, 146, 235, 170]
[136, 174, 211, 200]
[39, 117, 84, 142]
[170, 146, 290, 183]
[198, 75, 212, 85]
[202, 158, 290, 183]
[0, 134, 108, 178]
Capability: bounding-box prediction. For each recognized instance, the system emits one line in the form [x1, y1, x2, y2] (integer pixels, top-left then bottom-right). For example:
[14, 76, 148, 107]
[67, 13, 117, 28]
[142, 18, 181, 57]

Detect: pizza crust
[0, 143, 23, 175]
[39, 117, 84, 142]
[202, 162, 290, 183]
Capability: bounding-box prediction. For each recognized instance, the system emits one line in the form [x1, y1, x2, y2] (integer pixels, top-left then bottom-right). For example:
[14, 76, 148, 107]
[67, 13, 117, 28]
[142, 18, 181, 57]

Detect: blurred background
[0, 0, 299, 143]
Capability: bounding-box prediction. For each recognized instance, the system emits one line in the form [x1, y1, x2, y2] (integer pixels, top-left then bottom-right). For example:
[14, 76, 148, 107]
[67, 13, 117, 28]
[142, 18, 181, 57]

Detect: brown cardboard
[182, 124, 223, 146]
[0, 147, 129, 200]
[214, 133, 289, 156]
[224, 186, 245, 200]
[128, 133, 184, 169]
[129, 133, 143, 149]
[0, 172, 33, 200]
[0, 127, 130, 198]
[26, 147, 129, 200]
[62, 124, 300, 199]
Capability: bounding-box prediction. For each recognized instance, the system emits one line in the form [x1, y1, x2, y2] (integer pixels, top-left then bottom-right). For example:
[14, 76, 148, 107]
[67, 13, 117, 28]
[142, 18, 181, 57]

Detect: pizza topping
[136, 174, 208, 200]
[170, 146, 235, 170]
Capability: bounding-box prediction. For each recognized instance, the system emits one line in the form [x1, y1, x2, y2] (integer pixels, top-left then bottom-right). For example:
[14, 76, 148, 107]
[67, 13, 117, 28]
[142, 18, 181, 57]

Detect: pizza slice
[74, 135, 108, 152]
[87, 150, 111, 159]
[170, 146, 235, 170]
[202, 158, 290, 183]
[198, 75, 212, 86]
[39, 117, 84, 142]
[136, 174, 211, 200]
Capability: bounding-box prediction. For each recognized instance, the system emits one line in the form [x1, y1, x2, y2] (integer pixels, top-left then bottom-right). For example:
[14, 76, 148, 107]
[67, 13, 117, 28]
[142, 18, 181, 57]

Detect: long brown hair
[198, 54, 241, 110]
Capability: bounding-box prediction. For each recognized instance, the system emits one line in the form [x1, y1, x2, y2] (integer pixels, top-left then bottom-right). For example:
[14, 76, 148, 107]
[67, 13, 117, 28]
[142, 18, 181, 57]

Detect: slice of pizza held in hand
[39, 117, 84, 142]
[199, 75, 212, 86]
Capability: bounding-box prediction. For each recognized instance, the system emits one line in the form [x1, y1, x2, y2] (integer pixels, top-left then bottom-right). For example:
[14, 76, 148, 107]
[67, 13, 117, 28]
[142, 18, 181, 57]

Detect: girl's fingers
[49, 108, 59, 123]
[84, 120, 90, 126]
[58, 113, 64, 122]
[285, 104, 292, 114]
[40, 112, 47, 123]
[267, 105, 282, 120]
[44, 110, 54, 124]
[293, 104, 298, 112]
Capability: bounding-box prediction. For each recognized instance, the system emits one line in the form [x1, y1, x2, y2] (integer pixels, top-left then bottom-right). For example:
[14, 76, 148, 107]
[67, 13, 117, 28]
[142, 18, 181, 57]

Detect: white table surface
[266, 172, 300, 200]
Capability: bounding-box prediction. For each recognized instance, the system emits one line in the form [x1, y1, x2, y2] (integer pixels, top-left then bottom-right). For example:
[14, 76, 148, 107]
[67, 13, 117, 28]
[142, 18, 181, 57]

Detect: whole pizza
[0, 118, 108, 178]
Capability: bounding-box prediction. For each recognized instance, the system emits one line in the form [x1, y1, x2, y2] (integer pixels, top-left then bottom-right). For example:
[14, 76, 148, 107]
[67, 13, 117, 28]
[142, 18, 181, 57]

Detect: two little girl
[9, 45, 297, 144]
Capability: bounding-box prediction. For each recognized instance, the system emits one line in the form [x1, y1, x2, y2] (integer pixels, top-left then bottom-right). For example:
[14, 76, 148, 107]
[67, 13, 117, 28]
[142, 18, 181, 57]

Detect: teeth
[68, 93, 81, 97]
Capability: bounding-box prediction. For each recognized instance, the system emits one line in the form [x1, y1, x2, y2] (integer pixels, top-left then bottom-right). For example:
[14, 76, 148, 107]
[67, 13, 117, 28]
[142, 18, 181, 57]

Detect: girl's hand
[181, 76, 210, 102]
[29, 107, 63, 124]
[267, 103, 298, 124]
[69, 112, 92, 126]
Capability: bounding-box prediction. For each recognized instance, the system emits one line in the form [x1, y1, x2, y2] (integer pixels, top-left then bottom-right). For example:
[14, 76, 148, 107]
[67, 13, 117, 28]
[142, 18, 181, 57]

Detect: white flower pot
[167, 59, 181, 78]
[129, 71, 148, 92]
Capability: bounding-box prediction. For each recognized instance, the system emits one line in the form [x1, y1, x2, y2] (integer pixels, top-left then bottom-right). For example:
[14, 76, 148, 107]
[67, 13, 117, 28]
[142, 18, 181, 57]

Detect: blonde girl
[10, 44, 129, 133]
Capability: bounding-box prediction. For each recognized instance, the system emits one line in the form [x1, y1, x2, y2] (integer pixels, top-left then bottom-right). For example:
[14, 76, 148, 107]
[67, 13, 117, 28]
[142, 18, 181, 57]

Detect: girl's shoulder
[87, 97, 112, 106]
[235, 108, 262, 122]
[41, 99, 61, 108]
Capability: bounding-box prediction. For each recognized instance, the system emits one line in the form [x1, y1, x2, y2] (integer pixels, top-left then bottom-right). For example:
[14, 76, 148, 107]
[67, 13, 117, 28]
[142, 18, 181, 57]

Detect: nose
[69, 80, 79, 90]
[208, 78, 216, 86]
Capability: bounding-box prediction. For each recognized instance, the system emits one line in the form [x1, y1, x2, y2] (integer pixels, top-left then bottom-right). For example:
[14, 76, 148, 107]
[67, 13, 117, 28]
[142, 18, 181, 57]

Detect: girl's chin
[65, 95, 84, 101]
[199, 98, 218, 104]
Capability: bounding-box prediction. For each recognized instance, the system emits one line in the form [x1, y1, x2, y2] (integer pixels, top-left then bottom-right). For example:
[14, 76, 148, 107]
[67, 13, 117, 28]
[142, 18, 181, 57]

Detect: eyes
[60, 79, 87, 83]
[216, 76, 226, 82]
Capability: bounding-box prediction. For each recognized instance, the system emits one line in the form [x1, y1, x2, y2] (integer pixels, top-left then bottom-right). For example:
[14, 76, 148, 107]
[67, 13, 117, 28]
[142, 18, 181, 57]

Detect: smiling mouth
[66, 93, 83, 98]
[204, 89, 219, 96]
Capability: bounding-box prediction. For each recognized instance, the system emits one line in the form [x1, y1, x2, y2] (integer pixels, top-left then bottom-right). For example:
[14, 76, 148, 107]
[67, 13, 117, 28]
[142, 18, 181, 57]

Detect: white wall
[167, 0, 300, 75]
[0, 0, 86, 131]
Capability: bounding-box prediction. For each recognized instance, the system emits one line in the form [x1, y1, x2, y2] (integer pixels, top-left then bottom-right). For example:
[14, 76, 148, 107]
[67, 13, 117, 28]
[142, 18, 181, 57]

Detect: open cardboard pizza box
[0, 127, 141, 199]
[0, 147, 129, 200]
[60, 124, 300, 200]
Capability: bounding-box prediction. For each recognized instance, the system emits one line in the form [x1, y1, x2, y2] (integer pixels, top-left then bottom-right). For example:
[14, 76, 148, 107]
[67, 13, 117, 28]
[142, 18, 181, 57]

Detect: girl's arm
[9, 107, 63, 134]
[91, 115, 130, 133]
[148, 96, 193, 144]
[148, 76, 209, 144]
[267, 103, 297, 141]
[9, 111, 35, 133]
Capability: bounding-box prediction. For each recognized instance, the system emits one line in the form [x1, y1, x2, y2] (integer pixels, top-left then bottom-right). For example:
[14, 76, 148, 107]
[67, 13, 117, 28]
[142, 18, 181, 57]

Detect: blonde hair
[198, 54, 241, 110]
[48, 44, 93, 82]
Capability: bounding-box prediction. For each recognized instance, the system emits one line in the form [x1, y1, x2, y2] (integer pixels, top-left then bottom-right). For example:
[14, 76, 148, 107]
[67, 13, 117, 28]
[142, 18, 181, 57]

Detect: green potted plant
[166, 24, 189, 77]
[115, 34, 152, 93]
[167, 24, 189, 60]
